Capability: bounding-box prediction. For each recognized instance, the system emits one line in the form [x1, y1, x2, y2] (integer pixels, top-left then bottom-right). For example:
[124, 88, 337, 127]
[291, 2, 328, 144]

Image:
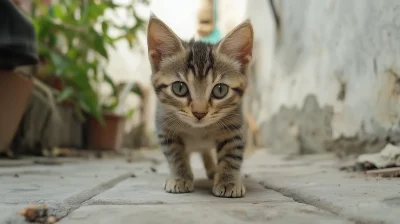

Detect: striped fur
[147, 14, 253, 198]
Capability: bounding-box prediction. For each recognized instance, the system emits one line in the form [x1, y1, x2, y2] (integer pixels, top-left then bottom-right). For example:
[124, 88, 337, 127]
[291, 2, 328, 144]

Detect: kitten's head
[147, 15, 253, 128]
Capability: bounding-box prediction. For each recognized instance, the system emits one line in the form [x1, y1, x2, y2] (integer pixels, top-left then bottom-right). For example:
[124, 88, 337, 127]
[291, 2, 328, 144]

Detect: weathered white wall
[246, 0, 400, 156]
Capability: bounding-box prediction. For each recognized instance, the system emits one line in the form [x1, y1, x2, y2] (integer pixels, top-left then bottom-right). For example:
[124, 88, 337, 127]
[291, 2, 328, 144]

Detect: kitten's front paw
[164, 178, 194, 193]
[212, 182, 246, 198]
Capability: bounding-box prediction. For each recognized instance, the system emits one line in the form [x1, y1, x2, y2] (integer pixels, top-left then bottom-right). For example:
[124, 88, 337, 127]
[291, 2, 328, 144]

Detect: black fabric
[0, 0, 38, 69]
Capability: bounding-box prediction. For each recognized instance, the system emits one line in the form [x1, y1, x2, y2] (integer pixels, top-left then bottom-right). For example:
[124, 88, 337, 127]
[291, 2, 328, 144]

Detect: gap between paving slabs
[261, 182, 395, 224]
[9, 172, 138, 223]
[7, 172, 136, 224]
[61, 173, 133, 213]
[256, 175, 400, 224]
[56, 165, 157, 221]
[1, 156, 156, 223]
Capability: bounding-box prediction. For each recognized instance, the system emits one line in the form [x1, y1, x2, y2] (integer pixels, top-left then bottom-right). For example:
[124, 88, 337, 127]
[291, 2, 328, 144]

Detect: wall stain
[261, 94, 400, 157]
[335, 71, 347, 101]
[337, 81, 346, 101]
[382, 197, 400, 207]
[262, 94, 333, 155]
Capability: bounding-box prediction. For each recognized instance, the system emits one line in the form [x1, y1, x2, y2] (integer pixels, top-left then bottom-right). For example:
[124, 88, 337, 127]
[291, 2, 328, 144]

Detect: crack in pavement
[257, 180, 366, 224]
[56, 172, 134, 221]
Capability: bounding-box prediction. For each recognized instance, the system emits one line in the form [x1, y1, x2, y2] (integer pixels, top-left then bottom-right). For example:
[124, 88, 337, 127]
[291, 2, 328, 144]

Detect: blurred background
[2, 1, 400, 223]
[2, 0, 400, 161]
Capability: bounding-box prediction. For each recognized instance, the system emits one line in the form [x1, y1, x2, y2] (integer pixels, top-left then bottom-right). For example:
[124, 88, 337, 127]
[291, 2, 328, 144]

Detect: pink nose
[192, 112, 207, 120]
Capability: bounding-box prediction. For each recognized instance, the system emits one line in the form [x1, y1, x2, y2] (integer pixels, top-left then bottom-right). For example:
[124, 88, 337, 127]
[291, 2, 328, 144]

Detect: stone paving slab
[60, 202, 352, 224]
[71, 153, 352, 224]
[87, 173, 290, 205]
[245, 150, 400, 224]
[0, 161, 149, 204]
[0, 159, 154, 223]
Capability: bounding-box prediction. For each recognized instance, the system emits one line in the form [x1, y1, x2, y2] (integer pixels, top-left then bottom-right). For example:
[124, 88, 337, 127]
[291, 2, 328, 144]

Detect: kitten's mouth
[177, 113, 214, 128]
[191, 121, 210, 128]
[187, 118, 212, 128]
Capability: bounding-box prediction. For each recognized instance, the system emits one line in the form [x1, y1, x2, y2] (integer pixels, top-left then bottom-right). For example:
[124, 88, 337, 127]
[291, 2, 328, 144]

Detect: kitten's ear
[147, 14, 185, 72]
[215, 20, 254, 71]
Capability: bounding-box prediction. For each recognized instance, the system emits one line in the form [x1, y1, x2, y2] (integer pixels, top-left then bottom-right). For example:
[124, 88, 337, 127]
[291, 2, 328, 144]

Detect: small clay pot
[87, 113, 126, 150]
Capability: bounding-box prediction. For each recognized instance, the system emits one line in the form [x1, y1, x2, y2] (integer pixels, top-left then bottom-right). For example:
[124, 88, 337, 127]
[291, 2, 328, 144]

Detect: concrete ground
[0, 149, 399, 224]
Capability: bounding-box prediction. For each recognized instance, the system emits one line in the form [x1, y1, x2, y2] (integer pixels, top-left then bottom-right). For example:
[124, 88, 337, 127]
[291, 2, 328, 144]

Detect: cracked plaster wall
[243, 0, 400, 156]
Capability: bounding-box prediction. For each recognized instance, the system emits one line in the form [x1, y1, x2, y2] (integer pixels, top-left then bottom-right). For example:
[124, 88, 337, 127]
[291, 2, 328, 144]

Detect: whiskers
[156, 113, 186, 143]
[211, 112, 244, 137]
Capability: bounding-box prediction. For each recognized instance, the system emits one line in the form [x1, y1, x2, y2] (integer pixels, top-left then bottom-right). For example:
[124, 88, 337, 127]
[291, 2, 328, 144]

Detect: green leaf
[126, 108, 135, 119]
[77, 88, 103, 121]
[131, 83, 142, 96]
[101, 21, 108, 35]
[102, 73, 119, 111]
[126, 33, 135, 48]
[91, 29, 108, 59]
[80, 0, 90, 22]
[57, 86, 74, 102]
[48, 51, 69, 76]
[52, 4, 66, 19]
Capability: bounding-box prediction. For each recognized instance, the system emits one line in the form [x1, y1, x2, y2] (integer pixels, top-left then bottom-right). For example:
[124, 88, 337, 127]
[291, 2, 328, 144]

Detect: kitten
[147, 14, 253, 198]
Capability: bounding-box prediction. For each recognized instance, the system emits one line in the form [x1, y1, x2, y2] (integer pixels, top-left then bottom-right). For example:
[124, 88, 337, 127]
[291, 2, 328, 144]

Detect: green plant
[31, 0, 148, 121]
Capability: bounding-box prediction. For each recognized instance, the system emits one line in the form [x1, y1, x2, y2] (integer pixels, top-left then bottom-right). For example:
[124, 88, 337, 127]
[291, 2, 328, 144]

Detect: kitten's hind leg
[201, 150, 217, 180]
[159, 135, 194, 193]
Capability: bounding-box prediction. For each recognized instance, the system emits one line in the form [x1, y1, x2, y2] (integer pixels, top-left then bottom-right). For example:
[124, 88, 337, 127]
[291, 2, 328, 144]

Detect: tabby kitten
[147, 14, 253, 198]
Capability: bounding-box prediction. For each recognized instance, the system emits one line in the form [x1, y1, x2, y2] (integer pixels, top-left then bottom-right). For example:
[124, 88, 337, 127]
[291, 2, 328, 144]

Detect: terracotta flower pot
[87, 113, 126, 150]
[0, 71, 33, 153]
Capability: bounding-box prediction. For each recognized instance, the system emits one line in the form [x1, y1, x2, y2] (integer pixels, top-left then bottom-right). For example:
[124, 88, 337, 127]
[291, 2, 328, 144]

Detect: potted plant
[30, 0, 148, 150]
[87, 80, 127, 151]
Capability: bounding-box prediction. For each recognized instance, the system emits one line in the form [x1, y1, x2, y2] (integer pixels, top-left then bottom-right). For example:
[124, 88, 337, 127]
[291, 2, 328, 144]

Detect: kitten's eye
[172, 81, 189, 97]
[212, 84, 229, 99]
